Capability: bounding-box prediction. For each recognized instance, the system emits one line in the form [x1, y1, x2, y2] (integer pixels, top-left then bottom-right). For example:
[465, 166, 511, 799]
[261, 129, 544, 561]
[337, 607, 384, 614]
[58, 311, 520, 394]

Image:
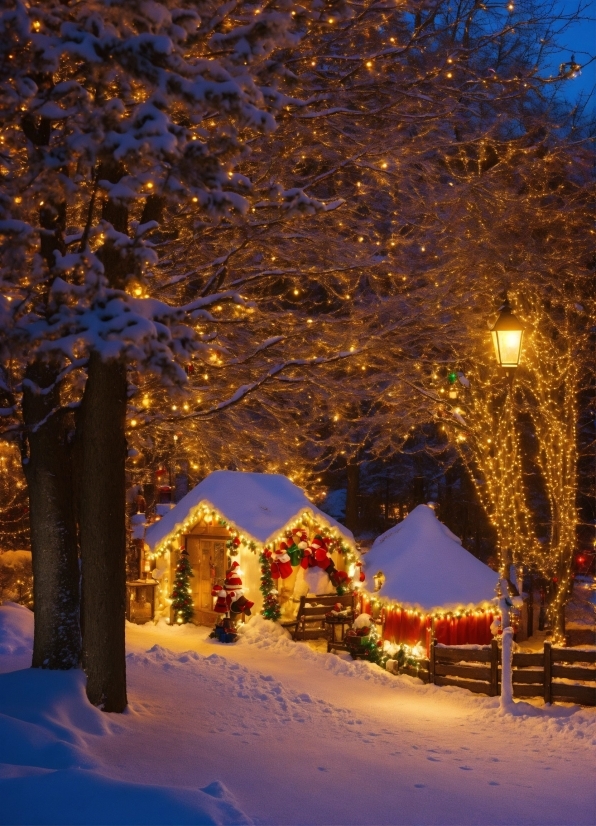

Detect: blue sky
[551, 0, 595, 106]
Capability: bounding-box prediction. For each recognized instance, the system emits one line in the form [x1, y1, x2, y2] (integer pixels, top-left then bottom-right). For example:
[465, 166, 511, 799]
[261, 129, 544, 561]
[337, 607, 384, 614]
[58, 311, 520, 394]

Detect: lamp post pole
[489, 295, 525, 709]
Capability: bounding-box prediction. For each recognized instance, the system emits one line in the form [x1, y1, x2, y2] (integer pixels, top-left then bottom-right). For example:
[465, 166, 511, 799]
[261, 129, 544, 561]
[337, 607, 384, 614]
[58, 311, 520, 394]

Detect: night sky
[552, 0, 595, 106]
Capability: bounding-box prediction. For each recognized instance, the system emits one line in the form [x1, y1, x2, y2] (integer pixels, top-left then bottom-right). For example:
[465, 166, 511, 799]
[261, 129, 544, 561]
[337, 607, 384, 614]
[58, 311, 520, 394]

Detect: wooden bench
[282, 593, 356, 644]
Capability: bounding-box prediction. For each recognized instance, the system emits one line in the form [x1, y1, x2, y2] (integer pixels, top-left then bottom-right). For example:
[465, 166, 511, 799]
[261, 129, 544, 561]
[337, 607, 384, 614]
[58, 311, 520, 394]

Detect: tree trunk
[22, 361, 80, 669]
[345, 460, 360, 533]
[78, 352, 128, 712]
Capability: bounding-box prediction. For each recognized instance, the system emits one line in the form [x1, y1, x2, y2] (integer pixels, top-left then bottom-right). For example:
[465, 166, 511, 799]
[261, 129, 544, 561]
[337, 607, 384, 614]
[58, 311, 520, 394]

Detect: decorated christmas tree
[260, 550, 281, 622]
[171, 550, 194, 624]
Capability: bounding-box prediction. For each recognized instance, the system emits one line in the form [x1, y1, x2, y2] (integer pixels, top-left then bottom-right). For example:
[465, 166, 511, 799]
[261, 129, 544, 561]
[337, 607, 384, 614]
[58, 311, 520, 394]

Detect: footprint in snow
[317, 767, 329, 772]
[414, 784, 426, 788]
[488, 781, 499, 786]
[427, 757, 441, 762]
[459, 766, 473, 771]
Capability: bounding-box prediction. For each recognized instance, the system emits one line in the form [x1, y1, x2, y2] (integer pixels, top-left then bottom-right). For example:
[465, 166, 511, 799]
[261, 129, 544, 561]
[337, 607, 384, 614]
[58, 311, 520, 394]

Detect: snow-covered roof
[364, 504, 499, 612]
[145, 470, 355, 551]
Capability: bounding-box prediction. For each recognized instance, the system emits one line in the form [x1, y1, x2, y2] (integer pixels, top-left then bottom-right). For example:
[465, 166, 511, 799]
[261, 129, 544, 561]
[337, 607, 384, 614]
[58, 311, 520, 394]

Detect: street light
[490, 296, 525, 369]
[490, 295, 525, 708]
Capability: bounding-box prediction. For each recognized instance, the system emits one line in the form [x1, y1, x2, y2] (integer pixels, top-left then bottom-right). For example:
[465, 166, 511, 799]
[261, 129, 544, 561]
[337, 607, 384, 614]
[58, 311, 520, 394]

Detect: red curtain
[456, 615, 469, 645]
[379, 606, 494, 648]
[424, 616, 433, 656]
[468, 615, 478, 645]
[360, 593, 372, 615]
[434, 617, 450, 645]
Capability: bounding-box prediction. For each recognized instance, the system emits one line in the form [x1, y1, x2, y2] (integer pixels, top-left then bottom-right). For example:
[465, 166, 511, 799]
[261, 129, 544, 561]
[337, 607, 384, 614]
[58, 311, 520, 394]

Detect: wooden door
[186, 537, 226, 623]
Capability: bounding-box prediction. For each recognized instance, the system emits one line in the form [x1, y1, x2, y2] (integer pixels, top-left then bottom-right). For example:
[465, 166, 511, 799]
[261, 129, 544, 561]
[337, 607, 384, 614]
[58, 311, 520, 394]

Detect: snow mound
[237, 616, 408, 689]
[0, 602, 33, 657]
[0, 550, 32, 568]
[0, 768, 252, 825]
[0, 666, 252, 825]
[236, 614, 292, 645]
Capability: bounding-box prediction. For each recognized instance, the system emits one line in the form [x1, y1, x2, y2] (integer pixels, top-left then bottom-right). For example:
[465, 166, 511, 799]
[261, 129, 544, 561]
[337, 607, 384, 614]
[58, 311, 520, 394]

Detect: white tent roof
[364, 504, 499, 612]
[145, 470, 355, 551]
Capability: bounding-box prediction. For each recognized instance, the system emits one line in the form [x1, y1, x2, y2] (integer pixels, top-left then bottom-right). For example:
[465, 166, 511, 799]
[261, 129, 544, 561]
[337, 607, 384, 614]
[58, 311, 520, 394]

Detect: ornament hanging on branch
[447, 370, 459, 399]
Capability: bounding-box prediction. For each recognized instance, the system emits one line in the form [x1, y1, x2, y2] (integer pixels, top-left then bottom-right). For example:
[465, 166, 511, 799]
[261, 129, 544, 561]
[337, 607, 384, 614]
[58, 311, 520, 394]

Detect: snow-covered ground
[1, 603, 595, 826]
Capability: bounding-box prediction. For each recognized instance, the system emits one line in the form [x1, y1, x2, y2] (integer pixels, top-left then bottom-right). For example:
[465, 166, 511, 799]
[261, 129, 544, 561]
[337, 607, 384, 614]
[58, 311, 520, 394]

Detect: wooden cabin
[142, 470, 358, 626]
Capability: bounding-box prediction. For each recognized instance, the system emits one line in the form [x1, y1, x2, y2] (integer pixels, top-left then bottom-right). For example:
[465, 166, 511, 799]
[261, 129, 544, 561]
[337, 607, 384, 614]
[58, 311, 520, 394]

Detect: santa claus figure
[230, 593, 254, 616]
[225, 561, 243, 589]
[211, 584, 228, 614]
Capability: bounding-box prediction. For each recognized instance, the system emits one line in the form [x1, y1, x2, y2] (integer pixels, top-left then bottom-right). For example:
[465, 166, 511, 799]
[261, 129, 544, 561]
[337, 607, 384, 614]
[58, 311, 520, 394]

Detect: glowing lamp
[490, 297, 525, 368]
[373, 570, 385, 592]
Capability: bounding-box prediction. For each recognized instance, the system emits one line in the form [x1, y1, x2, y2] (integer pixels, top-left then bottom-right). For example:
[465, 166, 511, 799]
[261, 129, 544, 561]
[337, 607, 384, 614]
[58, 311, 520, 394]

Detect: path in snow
[1, 606, 595, 825]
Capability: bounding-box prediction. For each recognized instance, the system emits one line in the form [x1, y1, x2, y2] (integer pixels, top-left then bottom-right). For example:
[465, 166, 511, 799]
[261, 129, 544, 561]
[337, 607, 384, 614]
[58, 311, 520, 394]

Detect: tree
[171, 549, 194, 624]
[423, 122, 594, 643]
[0, 0, 334, 709]
[123, 0, 575, 510]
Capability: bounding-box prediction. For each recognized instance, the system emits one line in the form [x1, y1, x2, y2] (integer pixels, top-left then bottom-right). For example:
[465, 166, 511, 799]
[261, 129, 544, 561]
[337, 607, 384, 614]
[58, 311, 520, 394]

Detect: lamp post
[490, 296, 525, 372]
[490, 295, 525, 708]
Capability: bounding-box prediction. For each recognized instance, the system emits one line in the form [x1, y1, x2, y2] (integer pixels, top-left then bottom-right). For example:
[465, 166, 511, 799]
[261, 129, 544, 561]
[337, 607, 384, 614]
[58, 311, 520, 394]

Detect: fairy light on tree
[0, 0, 589, 697]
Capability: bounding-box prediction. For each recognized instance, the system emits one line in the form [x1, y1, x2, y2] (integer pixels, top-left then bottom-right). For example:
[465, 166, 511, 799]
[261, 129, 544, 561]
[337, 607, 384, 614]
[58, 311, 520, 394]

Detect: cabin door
[186, 537, 226, 622]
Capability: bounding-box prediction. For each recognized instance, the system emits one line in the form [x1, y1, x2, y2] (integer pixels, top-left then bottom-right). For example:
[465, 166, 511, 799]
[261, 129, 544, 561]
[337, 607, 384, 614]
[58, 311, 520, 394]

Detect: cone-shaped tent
[364, 504, 499, 612]
[363, 504, 499, 649]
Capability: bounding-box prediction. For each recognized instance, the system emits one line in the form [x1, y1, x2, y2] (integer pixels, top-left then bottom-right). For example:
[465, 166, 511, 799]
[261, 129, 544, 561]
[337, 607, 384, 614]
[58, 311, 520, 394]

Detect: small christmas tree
[171, 549, 194, 624]
[259, 550, 281, 621]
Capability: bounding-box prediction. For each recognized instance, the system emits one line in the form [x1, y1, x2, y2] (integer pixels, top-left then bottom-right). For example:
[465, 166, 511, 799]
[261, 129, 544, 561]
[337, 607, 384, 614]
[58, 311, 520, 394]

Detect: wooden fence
[396, 641, 596, 706]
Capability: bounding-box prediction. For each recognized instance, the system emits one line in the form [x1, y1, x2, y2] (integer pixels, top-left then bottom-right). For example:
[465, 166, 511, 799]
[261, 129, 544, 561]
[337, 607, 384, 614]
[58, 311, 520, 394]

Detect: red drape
[379, 605, 494, 649]
[360, 593, 372, 615]
[457, 615, 468, 645]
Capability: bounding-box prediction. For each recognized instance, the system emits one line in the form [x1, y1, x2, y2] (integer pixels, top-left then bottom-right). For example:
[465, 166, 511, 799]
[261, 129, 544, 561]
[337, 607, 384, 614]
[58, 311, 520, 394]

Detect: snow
[365, 504, 499, 612]
[145, 470, 355, 551]
[2, 607, 596, 825]
[0, 602, 33, 660]
[0, 550, 32, 569]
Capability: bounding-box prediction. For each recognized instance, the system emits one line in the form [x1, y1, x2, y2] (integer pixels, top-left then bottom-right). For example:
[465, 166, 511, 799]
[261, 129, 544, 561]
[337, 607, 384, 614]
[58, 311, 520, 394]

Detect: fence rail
[400, 641, 596, 706]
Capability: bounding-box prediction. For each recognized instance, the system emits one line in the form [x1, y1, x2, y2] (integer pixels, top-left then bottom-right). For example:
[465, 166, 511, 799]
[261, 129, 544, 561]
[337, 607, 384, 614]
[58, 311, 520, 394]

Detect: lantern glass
[490, 299, 525, 368]
[491, 328, 524, 368]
